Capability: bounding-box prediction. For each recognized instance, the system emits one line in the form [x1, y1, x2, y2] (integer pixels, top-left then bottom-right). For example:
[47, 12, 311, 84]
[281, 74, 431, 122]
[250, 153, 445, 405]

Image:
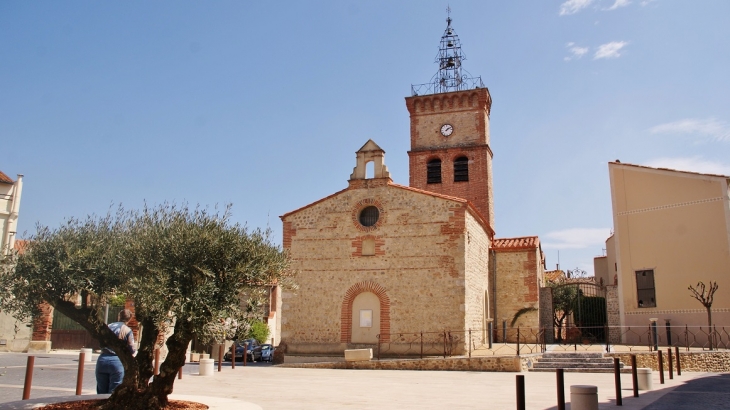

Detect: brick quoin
[340, 280, 391, 343]
[31, 302, 53, 341]
[523, 251, 539, 303]
[282, 221, 296, 250]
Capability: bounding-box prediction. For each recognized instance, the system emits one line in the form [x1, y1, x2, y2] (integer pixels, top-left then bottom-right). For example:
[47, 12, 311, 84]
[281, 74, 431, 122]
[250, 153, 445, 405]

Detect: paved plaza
[0, 351, 727, 409]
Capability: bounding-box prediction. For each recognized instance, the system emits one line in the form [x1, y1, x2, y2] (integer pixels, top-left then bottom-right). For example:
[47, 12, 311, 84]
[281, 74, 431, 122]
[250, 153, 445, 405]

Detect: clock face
[440, 124, 454, 137]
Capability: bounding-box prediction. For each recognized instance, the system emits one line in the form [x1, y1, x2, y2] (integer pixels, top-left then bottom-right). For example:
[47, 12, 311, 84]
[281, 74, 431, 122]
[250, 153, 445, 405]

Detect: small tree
[0, 204, 291, 409]
[688, 281, 719, 350]
[549, 282, 578, 342]
[248, 319, 271, 344]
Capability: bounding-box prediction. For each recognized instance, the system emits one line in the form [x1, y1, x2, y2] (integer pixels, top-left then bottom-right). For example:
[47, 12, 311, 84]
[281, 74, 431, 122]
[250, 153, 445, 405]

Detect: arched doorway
[340, 280, 391, 344]
[351, 292, 380, 344]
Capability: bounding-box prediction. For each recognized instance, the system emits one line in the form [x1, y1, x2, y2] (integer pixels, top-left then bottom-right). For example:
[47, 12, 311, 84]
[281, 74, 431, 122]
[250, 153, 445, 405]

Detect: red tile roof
[14, 240, 29, 254]
[544, 269, 565, 283]
[0, 171, 13, 184]
[491, 236, 540, 251]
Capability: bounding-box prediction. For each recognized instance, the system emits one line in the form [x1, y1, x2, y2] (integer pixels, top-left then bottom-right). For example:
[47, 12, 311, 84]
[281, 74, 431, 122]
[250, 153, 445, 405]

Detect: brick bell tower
[406, 13, 494, 228]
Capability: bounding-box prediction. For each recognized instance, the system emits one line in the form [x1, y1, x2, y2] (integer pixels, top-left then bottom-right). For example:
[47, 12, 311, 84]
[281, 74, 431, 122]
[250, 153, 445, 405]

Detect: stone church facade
[279, 18, 544, 355]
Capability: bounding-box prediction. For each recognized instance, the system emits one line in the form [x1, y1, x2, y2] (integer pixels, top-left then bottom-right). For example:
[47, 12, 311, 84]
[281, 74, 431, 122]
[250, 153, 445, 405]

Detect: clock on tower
[405, 13, 495, 229]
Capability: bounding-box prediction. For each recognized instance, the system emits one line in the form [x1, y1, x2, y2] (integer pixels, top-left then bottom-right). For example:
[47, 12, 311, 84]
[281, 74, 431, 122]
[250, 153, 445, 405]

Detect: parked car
[223, 339, 259, 362]
[253, 344, 275, 362]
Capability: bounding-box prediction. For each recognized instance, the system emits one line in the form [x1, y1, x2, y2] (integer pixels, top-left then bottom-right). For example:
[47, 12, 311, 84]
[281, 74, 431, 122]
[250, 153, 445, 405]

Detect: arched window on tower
[454, 156, 469, 182]
[427, 159, 442, 184]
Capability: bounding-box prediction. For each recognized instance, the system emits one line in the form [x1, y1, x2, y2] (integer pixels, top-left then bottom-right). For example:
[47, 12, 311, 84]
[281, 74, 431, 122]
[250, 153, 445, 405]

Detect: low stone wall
[280, 354, 542, 372]
[607, 351, 730, 372]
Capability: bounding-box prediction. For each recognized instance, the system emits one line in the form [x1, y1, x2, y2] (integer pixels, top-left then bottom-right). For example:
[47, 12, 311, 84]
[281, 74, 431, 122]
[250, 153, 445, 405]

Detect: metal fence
[375, 325, 730, 359]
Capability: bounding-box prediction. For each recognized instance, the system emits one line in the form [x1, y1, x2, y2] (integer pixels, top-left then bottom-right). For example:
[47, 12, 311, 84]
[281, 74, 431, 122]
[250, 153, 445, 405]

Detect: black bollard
[556, 368, 565, 410]
[614, 358, 622, 406]
[667, 348, 673, 379]
[675, 346, 681, 376]
[658, 350, 664, 384]
[631, 355, 639, 397]
[516, 375, 526, 410]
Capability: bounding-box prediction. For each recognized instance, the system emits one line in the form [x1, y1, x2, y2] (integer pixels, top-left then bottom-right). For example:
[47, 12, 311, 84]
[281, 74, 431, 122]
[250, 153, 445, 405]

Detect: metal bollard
[178, 366, 183, 379]
[22, 356, 34, 400]
[76, 352, 85, 395]
[657, 350, 664, 384]
[154, 349, 160, 376]
[243, 343, 248, 366]
[667, 348, 673, 379]
[516, 375, 526, 410]
[556, 368, 565, 410]
[231, 343, 236, 369]
[631, 355, 639, 397]
[614, 358, 622, 406]
[675, 346, 681, 376]
[218, 345, 223, 372]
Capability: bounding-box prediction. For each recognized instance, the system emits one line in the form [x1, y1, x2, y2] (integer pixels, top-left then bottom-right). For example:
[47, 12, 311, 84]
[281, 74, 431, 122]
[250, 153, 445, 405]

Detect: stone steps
[529, 352, 625, 373]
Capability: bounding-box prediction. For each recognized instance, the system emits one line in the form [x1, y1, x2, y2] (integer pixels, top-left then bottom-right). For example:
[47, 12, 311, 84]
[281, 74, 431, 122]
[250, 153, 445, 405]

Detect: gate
[550, 281, 607, 343]
[50, 306, 124, 350]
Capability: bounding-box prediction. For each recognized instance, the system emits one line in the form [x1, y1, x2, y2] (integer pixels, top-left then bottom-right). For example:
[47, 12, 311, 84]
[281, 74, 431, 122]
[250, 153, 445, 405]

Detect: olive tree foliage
[0, 204, 292, 409]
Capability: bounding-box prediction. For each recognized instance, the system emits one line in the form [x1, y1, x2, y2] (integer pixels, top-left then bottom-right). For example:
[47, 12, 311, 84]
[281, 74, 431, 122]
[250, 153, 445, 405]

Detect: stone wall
[281, 354, 538, 372]
[281, 183, 491, 355]
[464, 212, 490, 344]
[606, 285, 621, 343]
[607, 351, 730, 372]
[494, 248, 541, 340]
[0, 312, 30, 352]
[539, 287, 554, 343]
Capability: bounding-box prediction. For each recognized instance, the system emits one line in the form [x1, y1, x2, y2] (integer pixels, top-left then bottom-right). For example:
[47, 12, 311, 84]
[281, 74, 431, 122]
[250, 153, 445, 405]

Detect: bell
[447, 29, 453, 35]
[447, 41, 454, 47]
[447, 57, 455, 67]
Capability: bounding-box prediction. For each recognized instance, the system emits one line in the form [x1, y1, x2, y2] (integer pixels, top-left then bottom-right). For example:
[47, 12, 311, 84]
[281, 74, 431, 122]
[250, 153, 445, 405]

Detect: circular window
[358, 206, 380, 227]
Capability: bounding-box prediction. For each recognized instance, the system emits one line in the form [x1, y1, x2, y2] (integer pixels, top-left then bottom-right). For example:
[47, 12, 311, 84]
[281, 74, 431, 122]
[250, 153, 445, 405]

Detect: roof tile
[491, 236, 540, 251]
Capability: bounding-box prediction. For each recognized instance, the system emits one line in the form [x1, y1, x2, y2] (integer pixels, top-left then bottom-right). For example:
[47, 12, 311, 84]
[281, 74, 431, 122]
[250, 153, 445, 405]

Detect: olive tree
[0, 204, 291, 409]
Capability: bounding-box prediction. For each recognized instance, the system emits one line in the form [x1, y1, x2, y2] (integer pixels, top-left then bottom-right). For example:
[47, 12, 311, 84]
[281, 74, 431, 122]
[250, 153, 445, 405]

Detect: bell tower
[406, 13, 495, 229]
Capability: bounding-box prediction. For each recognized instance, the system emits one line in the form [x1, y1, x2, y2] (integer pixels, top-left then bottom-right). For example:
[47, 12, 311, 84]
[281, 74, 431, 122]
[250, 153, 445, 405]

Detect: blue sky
[2, 1, 729, 274]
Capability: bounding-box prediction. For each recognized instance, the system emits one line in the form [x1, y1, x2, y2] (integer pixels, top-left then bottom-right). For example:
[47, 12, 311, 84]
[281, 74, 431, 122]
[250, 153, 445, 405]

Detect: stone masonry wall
[494, 249, 541, 338]
[281, 183, 486, 354]
[464, 212, 490, 345]
[281, 355, 529, 372]
[606, 285, 621, 343]
[607, 351, 730, 372]
[539, 287, 554, 343]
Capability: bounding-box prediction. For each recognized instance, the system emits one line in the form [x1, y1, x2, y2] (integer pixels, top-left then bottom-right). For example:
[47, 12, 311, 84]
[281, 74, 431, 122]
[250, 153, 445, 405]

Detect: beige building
[599, 162, 730, 342]
[0, 171, 23, 255]
[0, 170, 29, 351]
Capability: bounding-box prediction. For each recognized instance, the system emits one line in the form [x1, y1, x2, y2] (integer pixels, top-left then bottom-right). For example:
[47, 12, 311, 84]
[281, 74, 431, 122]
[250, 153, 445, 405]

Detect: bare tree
[688, 281, 719, 350]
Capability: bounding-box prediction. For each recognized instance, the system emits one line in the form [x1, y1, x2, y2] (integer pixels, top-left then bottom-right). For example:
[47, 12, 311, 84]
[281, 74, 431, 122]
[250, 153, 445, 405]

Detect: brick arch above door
[340, 280, 391, 343]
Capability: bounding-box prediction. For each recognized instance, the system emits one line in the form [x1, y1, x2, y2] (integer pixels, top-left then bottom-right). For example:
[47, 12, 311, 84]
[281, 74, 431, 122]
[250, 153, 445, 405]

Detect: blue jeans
[96, 353, 124, 394]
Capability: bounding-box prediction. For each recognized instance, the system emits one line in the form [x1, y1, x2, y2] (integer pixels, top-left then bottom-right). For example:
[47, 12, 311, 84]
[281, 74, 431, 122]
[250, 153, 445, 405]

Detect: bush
[248, 320, 270, 344]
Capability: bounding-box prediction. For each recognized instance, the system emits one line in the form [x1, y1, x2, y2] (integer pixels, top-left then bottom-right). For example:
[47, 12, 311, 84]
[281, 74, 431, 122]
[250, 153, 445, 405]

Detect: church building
[279, 16, 544, 355]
